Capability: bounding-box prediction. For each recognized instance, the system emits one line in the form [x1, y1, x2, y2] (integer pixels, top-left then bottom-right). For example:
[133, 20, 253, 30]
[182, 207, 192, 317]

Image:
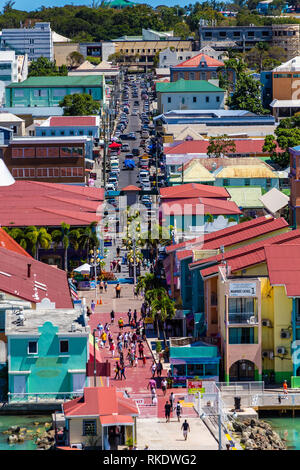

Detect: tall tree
[59, 93, 101, 116]
[25, 226, 52, 260]
[146, 287, 176, 342]
[28, 57, 68, 77]
[207, 135, 236, 158]
[227, 72, 269, 114]
[263, 115, 300, 168]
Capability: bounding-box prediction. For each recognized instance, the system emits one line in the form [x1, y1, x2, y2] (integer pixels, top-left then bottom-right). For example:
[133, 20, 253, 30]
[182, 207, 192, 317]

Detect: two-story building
[35, 116, 100, 139]
[270, 56, 300, 118]
[156, 79, 225, 114]
[170, 53, 230, 84]
[1, 135, 93, 184]
[5, 75, 104, 109]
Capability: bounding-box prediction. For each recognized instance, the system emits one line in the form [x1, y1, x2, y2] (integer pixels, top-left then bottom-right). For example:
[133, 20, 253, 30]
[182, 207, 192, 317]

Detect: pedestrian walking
[120, 364, 126, 380]
[86, 306, 92, 317]
[101, 331, 107, 348]
[110, 340, 115, 357]
[133, 309, 137, 324]
[118, 340, 123, 354]
[116, 246, 120, 257]
[134, 354, 138, 367]
[156, 360, 163, 377]
[176, 401, 182, 422]
[127, 309, 132, 325]
[115, 283, 121, 298]
[165, 401, 171, 423]
[283, 380, 288, 396]
[169, 392, 174, 412]
[148, 378, 156, 391]
[120, 351, 124, 366]
[161, 378, 167, 396]
[138, 342, 144, 359]
[91, 300, 96, 314]
[181, 420, 190, 440]
[114, 362, 120, 380]
[104, 281, 108, 292]
[123, 332, 128, 349]
[100, 280, 104, 293]
[118, 317, 124, 330]
[142, 355, 146, 367]
[110, 310, 115, 324]
[151, 362, 156, 378]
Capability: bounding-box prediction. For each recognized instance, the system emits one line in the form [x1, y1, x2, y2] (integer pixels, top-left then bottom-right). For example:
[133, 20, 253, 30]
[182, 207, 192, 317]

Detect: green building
[6, 307, 89, 401]
[5, 75, 104, 108]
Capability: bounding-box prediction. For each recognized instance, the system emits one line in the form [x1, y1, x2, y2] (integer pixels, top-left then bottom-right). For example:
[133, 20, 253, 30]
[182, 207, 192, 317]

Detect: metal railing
[228, 313, 258, 324]
[216, 381, 264, 394]
[8, 391, 83, 403]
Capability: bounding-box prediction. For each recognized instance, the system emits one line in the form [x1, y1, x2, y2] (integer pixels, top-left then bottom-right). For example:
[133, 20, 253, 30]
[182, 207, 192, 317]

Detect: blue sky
[10, 0, 206, 11]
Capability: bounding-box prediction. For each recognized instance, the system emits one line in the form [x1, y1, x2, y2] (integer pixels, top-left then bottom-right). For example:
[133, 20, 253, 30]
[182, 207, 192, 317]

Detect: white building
[0, 51, 28, 104]
[1, 23, 53, 61]
[159, 46, 227, 69]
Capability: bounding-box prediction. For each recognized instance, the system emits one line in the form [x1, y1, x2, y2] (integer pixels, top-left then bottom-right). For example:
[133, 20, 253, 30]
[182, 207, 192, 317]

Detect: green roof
[156, 79, 225, 93]
[7, 75, 103, 88]
[227, 187, 264, 209]
[104, 0, 136, 6]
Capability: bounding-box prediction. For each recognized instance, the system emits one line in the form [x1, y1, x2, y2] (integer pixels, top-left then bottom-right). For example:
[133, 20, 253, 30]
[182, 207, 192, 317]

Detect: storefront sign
[187, 380, 204, 395]
[229, 282, 256, 297]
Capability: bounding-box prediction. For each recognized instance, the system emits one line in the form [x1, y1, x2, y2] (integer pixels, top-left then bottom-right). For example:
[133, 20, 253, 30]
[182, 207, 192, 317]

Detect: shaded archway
[229, 360, 255, 382]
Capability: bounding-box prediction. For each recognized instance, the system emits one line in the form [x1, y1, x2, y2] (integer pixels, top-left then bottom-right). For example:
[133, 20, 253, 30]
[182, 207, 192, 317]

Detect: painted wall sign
[229, 282, 256, 297]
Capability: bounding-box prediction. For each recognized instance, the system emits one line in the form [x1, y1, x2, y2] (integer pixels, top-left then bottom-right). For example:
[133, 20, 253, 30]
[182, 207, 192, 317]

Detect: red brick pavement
[88, 310, 198, 419]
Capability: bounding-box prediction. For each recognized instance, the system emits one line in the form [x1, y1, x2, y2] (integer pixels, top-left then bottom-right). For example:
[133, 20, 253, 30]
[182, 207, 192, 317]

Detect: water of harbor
[265, 417, 300, 450]
[0, 415, 51, 450]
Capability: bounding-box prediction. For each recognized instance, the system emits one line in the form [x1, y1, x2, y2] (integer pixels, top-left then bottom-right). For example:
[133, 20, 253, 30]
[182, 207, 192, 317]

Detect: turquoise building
[6, 308, 89, 401]
[5, 75, 104, 108]
[170, 341, 220, 385]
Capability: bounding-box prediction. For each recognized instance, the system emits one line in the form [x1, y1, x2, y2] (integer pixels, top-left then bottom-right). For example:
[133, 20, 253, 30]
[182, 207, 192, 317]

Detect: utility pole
[133, 237, 137, 285]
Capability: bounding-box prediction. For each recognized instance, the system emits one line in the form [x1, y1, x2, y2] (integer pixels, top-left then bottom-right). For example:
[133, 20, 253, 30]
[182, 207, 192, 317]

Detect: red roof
[175, 54, 224, 68]
[166, 215, 288, 254]
[0, 181, 104, 227]
[99, 415, 134, 425]
[164, 139, 277, 155]
[265, 245, 300, 297]
[49, 116, 97, 127]
[0, 247, 73, 307]
[0, 228, 32, 258]
[192, 229, 300, 278]
[63, 387, 139, 417]
[161, 197, 241, 216]
[160, 183, 229, 200]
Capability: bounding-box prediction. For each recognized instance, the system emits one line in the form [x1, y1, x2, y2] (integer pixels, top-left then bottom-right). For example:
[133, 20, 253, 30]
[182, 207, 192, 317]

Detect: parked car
[121, 143, 130, 152]
[132, 148, 139, 156]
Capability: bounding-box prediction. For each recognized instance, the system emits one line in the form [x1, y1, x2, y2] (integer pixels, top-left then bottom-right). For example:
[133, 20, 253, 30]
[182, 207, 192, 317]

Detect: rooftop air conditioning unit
[71, 322, 76, 332]
[276, 346, 286, 355]
[262, 319, 271, 327]
[280, 329, 290, 339]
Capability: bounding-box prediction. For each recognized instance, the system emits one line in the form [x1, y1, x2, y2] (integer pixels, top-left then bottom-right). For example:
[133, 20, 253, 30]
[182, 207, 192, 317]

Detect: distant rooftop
[273, 56, 300, 72]
[156, 79, 224, 93]
[6, 75, 103, 88]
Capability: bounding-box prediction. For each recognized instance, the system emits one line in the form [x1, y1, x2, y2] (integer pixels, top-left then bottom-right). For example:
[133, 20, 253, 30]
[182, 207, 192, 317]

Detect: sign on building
[229, 282, 256, 297]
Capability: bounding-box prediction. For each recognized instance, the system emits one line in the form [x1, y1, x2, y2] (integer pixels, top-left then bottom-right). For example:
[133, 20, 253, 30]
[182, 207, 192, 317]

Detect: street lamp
[93, 328, 97, 387]
[89, 248, 102, 303]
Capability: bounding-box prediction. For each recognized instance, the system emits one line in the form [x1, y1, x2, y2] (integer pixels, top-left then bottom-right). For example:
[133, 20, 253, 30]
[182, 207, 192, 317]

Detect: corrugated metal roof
[165, 139, 279, 155]
[265, 245, 300, 296]
[162, 196, 241, 216]
[215, 165, 278, 179]
[0, 247, 72, 307]
[156, 79, 224, 93]
[0, 228, 32, 258]
[7, 75, 103, 88]
[160, 183, 229, 199]
[49, 116, 97, 127]
[195, 229, 300, 278]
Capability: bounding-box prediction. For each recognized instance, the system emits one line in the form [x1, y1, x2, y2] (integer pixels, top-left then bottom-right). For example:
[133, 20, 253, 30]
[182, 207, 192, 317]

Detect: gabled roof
[121, 185, 140, 192]
[0, 228, 32, 258]
[63, 387, 139, 417]
[192, 229, 300, 278]
[260, 187, 289, 213]
[161, 196, 241, 216]
[0, 247, 73, 307]
[170, 159, 215, 183]
[0, 181, 104, 227]
[265, 245, 300, 297]
[156, 79, 224, 93]
[160, 183, 229, 200]
[166, 215, 288, 254]
[215, 165, 277, 179]
[174, 53, 224, 68]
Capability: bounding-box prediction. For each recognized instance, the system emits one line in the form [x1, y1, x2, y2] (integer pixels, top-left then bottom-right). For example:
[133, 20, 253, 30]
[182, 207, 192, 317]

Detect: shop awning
[99, 415, 134, 426]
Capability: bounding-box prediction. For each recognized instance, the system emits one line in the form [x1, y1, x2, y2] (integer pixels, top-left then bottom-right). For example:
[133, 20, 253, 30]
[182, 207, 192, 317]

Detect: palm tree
[25, 226, 52, 260]
[3, 227, 28, 251]
[146, 287, 176, 342]
[79, 221, 99, 260]
[51, 222, 71, 272]
[136, 273, 161, 295]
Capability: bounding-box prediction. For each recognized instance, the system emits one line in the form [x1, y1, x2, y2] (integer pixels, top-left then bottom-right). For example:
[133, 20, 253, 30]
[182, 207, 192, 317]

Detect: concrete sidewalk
[136, 417, 218, 450]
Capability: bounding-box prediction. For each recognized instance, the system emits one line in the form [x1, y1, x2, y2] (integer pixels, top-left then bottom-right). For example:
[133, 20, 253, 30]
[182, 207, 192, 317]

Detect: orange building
[271, 56, 300, 118]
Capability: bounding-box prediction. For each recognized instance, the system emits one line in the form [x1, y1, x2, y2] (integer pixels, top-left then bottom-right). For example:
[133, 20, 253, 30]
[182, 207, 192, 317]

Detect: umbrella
[73, 263, 92, 274]
[109, 142, 121, 149]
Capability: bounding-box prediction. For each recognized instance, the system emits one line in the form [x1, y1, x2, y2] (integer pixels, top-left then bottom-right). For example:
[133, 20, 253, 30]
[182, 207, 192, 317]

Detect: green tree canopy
[207, 135, 237, 158]
[28, 57, 68, 77]
[227, 72, 269, 115]
[263, 115, 300, 168]
[59, 93, 101, 116]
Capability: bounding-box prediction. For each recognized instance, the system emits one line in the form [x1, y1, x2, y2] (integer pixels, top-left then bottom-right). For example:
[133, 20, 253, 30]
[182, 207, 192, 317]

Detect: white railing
[7, 391, 83, 403]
